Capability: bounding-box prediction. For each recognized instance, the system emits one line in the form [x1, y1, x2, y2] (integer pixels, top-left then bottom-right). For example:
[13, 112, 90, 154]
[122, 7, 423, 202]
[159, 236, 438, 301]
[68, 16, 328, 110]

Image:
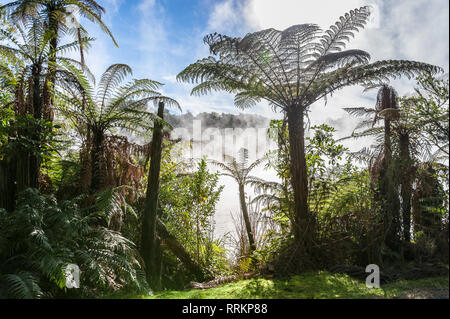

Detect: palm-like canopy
[57, 64, 171, 139]
[56, 63, 180, 192]
[0, 16, 92, 69]
[178, 7, 440, 112]
[212, 148, 263, 185]
[0, 16, 92, 118]
[1, 0, 117, 46]
[345, 87, 447, 166]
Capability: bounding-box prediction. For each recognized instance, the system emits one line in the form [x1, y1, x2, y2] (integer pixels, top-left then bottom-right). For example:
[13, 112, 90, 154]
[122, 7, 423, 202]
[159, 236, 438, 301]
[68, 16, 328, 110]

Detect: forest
[0, 2, 448, 300]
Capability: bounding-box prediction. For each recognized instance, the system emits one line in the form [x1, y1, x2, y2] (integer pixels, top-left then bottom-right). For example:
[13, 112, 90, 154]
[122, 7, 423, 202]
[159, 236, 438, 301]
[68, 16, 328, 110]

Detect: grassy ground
[120, 271, 449, 299]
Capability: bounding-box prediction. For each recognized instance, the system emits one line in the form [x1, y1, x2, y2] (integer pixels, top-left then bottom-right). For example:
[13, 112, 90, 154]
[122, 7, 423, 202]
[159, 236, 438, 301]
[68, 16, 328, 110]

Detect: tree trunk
[399, 133, 413, 242]
[381, 119, 401, 251]
[77, 28, 87, 112]
[141, 101, 165, 289]
[77, 28, 85, 68]
[90, 128, 105, 193]
[153, 235, 163, 291]
[14, 64, 42, 197]
[45, 10, 58, 123]
[156, 218, 205, 281]
[30, 64, 42, 190]
[286, 107, 312, 251]
[0, 159, 16, 211]
[238, 183, 256, 253]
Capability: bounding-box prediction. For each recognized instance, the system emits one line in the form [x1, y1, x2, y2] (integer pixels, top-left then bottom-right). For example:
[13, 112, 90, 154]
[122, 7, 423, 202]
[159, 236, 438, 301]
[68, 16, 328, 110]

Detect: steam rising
[168, 112, 279, 240]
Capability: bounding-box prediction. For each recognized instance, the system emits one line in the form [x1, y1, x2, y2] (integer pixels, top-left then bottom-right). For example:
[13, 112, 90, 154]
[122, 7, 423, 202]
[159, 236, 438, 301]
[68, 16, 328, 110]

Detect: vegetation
[213, 148, 263, 256]
[0, 3, 448, 299]
[119, 272, 449, 299]
[178, 7, 441, 268]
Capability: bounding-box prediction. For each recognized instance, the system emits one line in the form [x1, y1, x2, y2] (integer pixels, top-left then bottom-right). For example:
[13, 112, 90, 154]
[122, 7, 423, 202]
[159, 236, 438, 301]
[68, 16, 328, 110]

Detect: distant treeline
[165, 111, 271, 129]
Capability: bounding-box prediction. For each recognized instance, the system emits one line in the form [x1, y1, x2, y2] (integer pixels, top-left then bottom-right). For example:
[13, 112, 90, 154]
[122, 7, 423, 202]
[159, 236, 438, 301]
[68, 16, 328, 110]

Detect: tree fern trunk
[90, 128, 105, 193]
[239, 183, 256, 254]
[24, 64, 43, 192]
[287, 107, 312, 254]
[381, 119, 401, 251]
[399, 133, 413, 242]
[77, 28, 85, 67]
[47, 10, 58, 123]
[141, 101, 165, 289]
[78, 28, 87, 112]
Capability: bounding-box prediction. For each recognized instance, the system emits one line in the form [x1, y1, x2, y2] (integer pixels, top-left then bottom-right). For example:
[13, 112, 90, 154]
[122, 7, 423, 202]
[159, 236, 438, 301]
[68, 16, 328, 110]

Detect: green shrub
[0, 188, 149, 298]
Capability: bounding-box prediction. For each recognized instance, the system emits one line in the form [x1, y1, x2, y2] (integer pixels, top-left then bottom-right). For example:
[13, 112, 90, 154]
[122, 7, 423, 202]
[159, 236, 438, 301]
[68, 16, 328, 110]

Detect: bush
[0, 188, 149, 298]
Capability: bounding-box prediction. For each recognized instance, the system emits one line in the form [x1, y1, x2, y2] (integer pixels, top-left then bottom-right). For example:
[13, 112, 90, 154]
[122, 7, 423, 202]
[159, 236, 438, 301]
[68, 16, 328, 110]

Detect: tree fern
[178, 6, 442, 252]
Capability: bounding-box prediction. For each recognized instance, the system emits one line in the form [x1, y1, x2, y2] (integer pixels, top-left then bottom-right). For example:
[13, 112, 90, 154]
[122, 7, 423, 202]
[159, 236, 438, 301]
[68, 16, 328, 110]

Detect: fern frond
[3, 272, 43, 299]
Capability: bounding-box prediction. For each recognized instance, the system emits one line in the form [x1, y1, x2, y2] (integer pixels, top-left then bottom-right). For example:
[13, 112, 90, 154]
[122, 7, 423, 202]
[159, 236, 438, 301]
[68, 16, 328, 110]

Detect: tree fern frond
[3, 272, 43, 299]
[343, 107, 376, 117]
[97, 63, 132, 108]
[319, 6, 371, 55]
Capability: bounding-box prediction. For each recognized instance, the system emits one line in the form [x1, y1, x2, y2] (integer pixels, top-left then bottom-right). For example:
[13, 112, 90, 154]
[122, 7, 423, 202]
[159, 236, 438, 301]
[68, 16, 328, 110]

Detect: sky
[69, 0, 449, 153]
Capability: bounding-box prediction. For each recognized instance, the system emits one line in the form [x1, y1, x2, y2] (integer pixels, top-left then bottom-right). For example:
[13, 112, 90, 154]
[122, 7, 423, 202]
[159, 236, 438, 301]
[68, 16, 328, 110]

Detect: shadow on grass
[146, 271, 386, 299]
[228, 272, 384, 299]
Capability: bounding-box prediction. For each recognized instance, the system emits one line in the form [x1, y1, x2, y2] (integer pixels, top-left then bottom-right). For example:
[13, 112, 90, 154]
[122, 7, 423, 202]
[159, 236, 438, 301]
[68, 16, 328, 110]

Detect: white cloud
[207, 0, 253, 34]
[103, 0, 124, 16]
[138, 0, 156, 12]
[137, 0, 166, 55]
[162, 74, 177, 84]
[246, 0, 365, 30]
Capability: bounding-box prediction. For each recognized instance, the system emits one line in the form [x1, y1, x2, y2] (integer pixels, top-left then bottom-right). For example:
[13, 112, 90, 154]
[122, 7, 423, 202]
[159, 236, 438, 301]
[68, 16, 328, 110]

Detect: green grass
[116, 271, 448, 299]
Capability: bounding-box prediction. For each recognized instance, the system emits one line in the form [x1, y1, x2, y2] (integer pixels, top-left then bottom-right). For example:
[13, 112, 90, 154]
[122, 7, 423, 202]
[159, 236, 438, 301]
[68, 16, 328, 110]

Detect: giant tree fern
[344, 76, 449, 243]
[0, 16, 92, 210]
[178, 6, 442, 259]
[56, 63, 180, 194]
[212, 148, 264, 255]
[1, 0, 118, 110]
